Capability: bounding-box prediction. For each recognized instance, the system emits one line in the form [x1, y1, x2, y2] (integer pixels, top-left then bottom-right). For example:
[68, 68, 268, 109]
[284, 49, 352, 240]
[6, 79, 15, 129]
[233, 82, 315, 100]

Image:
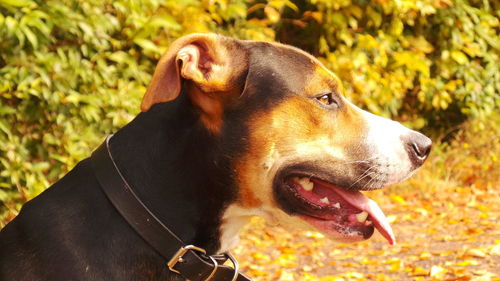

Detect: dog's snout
[403, 132, 432, 166]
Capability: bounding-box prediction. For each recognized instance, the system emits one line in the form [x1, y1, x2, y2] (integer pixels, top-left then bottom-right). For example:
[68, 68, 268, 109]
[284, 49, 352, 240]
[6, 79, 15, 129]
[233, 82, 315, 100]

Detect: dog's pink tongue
[333, 187, 396, 245]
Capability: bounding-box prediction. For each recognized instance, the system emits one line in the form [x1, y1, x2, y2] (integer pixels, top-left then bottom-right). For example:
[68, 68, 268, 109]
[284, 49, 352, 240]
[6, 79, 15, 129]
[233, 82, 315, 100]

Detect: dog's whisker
[341, 155, 378, 165]
[352, 166, 376, 183]
[349, 167, 377, 188]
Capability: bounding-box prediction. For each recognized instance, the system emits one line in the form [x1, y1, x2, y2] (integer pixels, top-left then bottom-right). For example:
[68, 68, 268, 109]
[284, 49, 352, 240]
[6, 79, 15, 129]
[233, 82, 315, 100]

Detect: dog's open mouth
[277, 176, 396, 245]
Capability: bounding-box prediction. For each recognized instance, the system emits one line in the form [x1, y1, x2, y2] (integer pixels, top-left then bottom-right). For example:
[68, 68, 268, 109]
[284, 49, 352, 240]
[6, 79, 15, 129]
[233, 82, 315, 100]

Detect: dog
[0, 33, 431, 281]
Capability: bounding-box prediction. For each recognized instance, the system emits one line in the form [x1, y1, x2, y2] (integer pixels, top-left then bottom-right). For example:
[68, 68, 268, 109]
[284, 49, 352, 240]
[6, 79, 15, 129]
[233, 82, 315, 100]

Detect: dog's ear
[140, 33, 247, 113]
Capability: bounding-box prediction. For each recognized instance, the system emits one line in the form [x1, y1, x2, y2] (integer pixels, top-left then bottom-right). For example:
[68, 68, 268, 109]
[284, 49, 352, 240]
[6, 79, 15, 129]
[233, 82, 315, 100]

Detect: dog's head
[142, 34, 431, 251]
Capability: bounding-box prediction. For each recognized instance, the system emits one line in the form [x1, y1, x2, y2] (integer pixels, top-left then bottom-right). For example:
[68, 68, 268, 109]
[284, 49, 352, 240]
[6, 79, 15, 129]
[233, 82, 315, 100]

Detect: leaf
[0, 106, 16, 115]
[0, 0, 33, 8]
[366, 6, 382, 27]
[389, 194, 408, 205]
[451, 50, 469, 65]
[408, 36, 434, 53]
[430, 265, 447, 277]
[284, 1, 299, 13]
[133, 38, 162, 54]
[108, 51, 130, 64]
[20, 25, 38, 49]
[490, 244, 500, 255]
[467, 248, 486, 258]
[389, 18, 404, 36]
[0, 119, 12, 137]
[148, 15, 181, 30]
[264, 6, 280, 23]
[410, 266, 429, 276]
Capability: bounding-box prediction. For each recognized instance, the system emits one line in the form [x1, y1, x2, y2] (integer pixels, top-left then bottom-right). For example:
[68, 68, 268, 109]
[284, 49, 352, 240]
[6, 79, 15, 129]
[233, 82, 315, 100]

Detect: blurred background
[0, 0, 498, 280]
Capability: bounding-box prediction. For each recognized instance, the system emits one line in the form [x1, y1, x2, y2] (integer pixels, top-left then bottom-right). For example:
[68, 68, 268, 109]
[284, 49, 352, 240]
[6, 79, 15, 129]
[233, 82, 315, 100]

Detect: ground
[234, 180, 500, 281]
[232, 120, 500, 281]
[1, 120, 498, 280]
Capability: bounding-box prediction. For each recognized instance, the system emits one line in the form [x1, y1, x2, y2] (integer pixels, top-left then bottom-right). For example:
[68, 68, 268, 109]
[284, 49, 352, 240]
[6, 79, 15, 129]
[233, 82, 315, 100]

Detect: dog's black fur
[0, 34, 431, 281]
[0, 37, 311, 280]
[0, 95, 227, 280]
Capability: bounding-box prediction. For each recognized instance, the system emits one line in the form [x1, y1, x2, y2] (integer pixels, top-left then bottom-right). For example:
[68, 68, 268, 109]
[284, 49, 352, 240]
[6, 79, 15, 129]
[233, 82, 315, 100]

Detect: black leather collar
[90, 135, 251, 281]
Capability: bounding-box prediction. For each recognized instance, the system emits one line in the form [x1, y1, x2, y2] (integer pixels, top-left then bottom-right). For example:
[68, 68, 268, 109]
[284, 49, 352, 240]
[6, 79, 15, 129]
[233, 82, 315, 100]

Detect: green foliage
[0, 0, 498, 225]
[277, 0, 499, 131]
[0, 0, 150, 221]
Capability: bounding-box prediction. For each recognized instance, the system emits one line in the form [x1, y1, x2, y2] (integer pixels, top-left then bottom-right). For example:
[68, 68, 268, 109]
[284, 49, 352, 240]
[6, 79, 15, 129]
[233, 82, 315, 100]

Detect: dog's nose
[403, 132, 432, 166]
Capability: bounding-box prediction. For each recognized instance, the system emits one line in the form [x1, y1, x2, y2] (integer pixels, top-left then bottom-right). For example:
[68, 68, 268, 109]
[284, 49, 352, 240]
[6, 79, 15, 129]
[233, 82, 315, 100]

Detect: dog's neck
[107, 94, 236, 254]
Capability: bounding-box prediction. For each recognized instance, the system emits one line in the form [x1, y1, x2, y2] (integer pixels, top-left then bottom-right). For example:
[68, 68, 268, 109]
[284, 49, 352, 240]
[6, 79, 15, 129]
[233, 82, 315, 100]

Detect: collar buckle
[167, 245, 207, 274]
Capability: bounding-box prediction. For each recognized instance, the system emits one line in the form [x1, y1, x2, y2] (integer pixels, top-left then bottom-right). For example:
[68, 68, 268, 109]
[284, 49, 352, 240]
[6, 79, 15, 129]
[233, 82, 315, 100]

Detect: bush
[275, 0, 499, 132]
[0, 0, 498, 225]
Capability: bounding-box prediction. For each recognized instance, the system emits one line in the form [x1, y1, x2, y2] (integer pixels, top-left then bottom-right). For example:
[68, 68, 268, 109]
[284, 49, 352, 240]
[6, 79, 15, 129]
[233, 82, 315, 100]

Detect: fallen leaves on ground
[233, 181, 499, 280]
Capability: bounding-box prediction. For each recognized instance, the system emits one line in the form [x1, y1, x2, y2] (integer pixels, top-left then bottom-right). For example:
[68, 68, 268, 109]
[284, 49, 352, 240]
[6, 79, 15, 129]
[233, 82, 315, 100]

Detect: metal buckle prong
[224, 252, 239, 281]
[204, 255, 219, 281]
[167, 245, 207, 274]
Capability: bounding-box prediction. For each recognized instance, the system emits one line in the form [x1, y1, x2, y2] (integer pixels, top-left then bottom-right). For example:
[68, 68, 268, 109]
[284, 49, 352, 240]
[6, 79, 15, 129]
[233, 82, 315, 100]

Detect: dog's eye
[316, 93, 336, 106]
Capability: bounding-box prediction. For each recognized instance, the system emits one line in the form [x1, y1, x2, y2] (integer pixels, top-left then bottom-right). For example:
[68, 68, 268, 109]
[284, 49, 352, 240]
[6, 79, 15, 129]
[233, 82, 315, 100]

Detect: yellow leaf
[451, 50, 469, 65]
[390, 194, 408, 205]
[456, 259, 479, 266]
[344, 272, 364, 279]
[410, 266, 429, 276]
[252, 252, 271, 263]
[490, 243, 500, 255]
[264, 6, 280, 23]
[462, 43, 481, 57]
[387, 215, 397, 223]
[320, 276, 344, 281]
[388, 260, 402, 272]
[304, 11, 323, 23]
[277, 253, 297, 268]
[302, 265, 313, 272]
[375, 273, 392, 281]
[419, 250, 432, 260]
[0, 0, 33, 7]
[430, 265, 447, 277]
[467, 248, 487, 258]
[347, 6, 362, 19]
[302, 272, 318, 280]
[472, 270, 496, 278]
[357, 34, 378, 49]
[408, 36, 434, 53]
[415, 208, 429, 217]
[389, 18, 404, 36]
[284, 0, 299, 13]
[278, 270, 295, 281]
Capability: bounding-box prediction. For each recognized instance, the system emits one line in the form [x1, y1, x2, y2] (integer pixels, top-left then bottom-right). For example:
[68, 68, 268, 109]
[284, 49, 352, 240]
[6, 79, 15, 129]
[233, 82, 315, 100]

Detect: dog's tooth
[298, 177, 314, 191]
[320, 197, 329, 204]
[333, 202, 340, 209]
[365, 220, 373, 226]
[356, 211, 369, 223]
